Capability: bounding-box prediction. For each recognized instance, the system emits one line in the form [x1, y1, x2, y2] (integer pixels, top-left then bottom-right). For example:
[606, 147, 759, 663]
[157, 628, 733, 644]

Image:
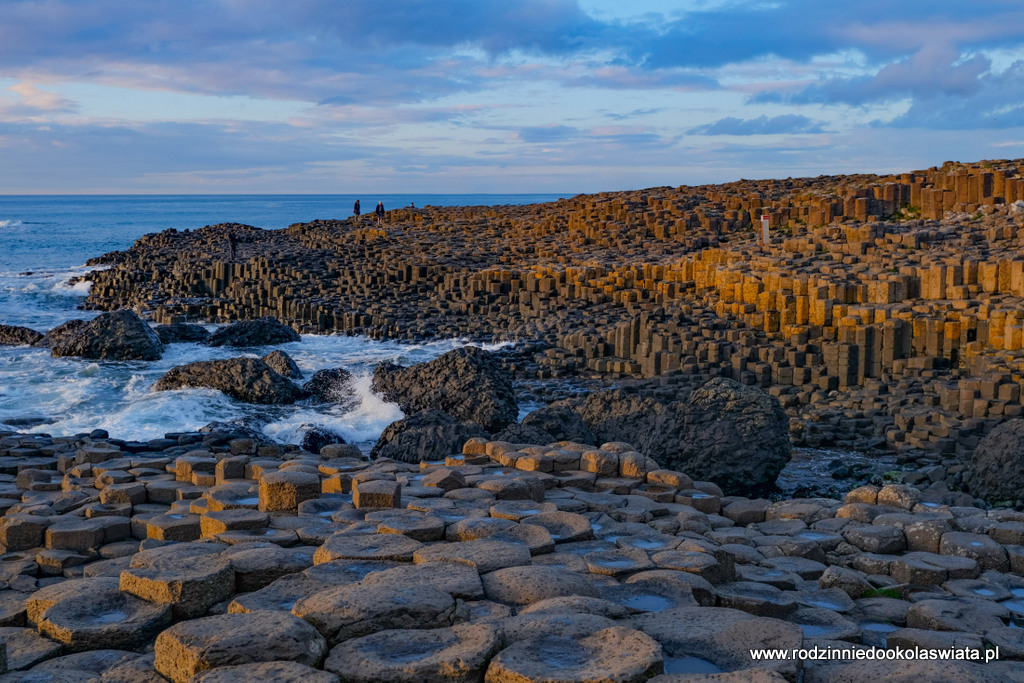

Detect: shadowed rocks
[49, 310, 164, 361]
[153, 358, 308, 404]
[206, 317, 300, 347]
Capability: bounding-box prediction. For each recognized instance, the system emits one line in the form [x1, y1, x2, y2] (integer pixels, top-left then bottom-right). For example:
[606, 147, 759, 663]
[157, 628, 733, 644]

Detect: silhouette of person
[353, 199, 360, 220]
[226, 231, 237, 260]
[375, 201, 385, 227]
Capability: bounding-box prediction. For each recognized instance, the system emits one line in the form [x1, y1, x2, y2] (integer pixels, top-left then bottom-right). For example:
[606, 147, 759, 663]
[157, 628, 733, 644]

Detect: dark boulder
[964, 419, 1024, 504]
[300, 426, 347, 455]
[371, 346, 517, 432]
[492, 423, 557, 447]
[572, 378, 790, 496]
[0, 324, 44, 346]
[649, 378, 790, 495]
[153, 358, 308, 405]
[154, 323, 210, 345]
[206, 317, 300, 347]
[303, 368, 354, 403]
[34, 319, 88, 348]
[262, 350, 304, 380]
[521, 404, 598, 445]
[370, 409, 488, 463]
[49, 310, 164, 361]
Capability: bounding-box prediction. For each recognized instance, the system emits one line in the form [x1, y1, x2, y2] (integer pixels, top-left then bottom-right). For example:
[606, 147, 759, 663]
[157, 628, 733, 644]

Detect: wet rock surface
[0, 324, 45, 347]
[152, 357, 308, 405]
[49, 310, 164, 361]
[0, 427, 1021, 680]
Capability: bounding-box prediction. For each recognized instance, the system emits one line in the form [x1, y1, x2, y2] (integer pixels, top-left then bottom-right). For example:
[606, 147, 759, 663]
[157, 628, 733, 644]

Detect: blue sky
[1, 0, 1022, 193]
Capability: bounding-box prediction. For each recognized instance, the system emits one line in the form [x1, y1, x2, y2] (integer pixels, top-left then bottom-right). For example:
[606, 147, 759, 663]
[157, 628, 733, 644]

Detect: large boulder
[572, 378, 790, 496]
[49, 310, 164, 361]
[153, 358, 308, 404]
[370, 410, 488, 463]
[206, 318, 300, 347]
[155, 323, 210, 345]
[521, 404, 597, 445]
[964, 418, 1024, 504]
[301, 426, 347, 455]
[0, 324, 44, 346]
[371, 346, 517, 432]
[262, 350, 303, 379]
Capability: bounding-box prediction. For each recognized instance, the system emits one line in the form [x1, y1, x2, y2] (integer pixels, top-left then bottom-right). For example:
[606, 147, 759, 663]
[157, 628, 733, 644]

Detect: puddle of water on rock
[595, 558, 636, 569]
[1012, 588, 1024, 598]
[798, 532, 832, 542]
[663, 656, 724, 674]
[92, 610, 128, 624]
[236, 497, 259, 505]
[974, 588, 997, 597]
[539, 641, 588, 669]
[1002, 599, 1024, 614]
[803, 598, 845, 611]
[590, 524, 602, 533]
[632, 538, 668, 549]
[279, 599, 297, 610]
[622, 594, 673, 612]
[861, 621, 900, 633]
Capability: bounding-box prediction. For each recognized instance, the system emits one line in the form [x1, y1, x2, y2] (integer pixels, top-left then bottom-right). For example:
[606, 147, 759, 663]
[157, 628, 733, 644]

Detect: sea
[0, 194, 565, 449]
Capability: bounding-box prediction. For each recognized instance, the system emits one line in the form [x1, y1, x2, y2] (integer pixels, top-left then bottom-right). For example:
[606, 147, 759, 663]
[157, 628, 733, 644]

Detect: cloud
[688, 114, 828, 136]
[517, 124, 580, 143]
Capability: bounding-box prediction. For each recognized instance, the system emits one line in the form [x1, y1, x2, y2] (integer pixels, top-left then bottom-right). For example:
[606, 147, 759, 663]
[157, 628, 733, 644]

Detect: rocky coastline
[2, 159, 1024, 678]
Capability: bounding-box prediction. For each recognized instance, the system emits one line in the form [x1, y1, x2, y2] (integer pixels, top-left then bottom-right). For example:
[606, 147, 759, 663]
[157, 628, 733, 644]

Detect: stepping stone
[200, 509, 269, 538]
[0, 626, 62, 671]
[584, 548, 654, 577]
[651, 550, 732, 584]
[499, 612, 620, 644]
[517, 596, 630, 619]
[625, 570, 718, 607]
[445, 518, 516, 542]
[906, 597, 1008, 632]
[221, 545, 312, 592]
[842, 525, 906, 554]
[481, 565, 599, 605]
[324, 624, 501, 682]
[490, 524, 555, 555]
[352, 479, 401, 509]
[413, 539, 531, 574]
[120, 547, 234, 619]
[485, 626, 662, 682]
[146, 513, 201, 542]
[367, 510, 445, 542]
[36, 578, 171, 651]
[632, 607, 802, 680]
[29, 649, 136, 676]
[714, 581, 798, 619]
[790, 607, 861, 642]
[604, 576, 699, 614]
[489, 500, 557, 522]
[191, 661, 340, 682]
[520, 511, 594, 543]
[939, 531, 1010, 572]
[291, 583, 455, 645]
[228, 562, 387, 614]
[259, 471, 321, 512]
[155, 612, 328, 683]
[791, 587, 856, 613]
[314, 533, 422, 563]
[360, 561, 485, 600]
[27, 577, 109, 625]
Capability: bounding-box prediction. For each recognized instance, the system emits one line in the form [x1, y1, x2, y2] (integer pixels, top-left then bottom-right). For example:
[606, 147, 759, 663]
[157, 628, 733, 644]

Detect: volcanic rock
[302, 367, 354, 403]
[371, 346, 517, 432]
[153, 358, 308, 404]
[49, 310, 164, 361]
[262, 349, 303, 379]
[370, 410, 488, 463]
[0, 324, 44, 346]
[154, 322, 210, 345]
[963, 418, 1024, 504]
[206, 317, 300, 347]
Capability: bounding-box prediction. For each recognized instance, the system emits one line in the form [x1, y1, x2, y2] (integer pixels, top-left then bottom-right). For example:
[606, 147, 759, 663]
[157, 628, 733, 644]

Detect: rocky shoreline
[2, 159, 1024, 678]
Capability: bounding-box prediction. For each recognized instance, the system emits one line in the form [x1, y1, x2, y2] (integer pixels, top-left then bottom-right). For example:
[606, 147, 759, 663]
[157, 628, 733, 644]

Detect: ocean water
[0, 194, 562, 446]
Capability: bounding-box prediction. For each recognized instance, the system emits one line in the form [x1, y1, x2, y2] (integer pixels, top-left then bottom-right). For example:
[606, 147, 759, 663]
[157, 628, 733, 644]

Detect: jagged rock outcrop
[370, 409, 488, 463]
[153, 358, 308, 405]
[371, 347, 517, 432]
[520, 405, 597, 445]
[35, 319, 89, 348]
[206, 318, 300, 348]
[0, 324, 44, 346]
[262, 350, 303, 380]
[303, 368, 354, 404]
[49, 310, 164, 361]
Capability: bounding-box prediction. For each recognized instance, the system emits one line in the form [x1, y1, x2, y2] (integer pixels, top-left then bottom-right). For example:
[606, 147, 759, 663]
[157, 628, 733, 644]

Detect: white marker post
[760, 214, 771, 246]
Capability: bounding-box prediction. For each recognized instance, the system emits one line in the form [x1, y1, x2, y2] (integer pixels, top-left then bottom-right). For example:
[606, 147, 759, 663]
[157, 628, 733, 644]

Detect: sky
[1, 0, 1023, 194]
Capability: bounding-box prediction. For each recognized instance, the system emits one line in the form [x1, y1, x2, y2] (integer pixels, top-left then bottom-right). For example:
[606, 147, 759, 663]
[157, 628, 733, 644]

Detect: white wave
[52, 278, 92, 296]
[0, 219, 22, 229]
[262, 373, 404, 446]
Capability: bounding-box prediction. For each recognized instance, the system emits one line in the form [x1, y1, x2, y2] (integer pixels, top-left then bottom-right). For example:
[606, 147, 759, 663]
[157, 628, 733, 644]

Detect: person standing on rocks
[353, 200, 361, 222]
[375, 201, 385, 227]
[226, 230, 237, 261]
